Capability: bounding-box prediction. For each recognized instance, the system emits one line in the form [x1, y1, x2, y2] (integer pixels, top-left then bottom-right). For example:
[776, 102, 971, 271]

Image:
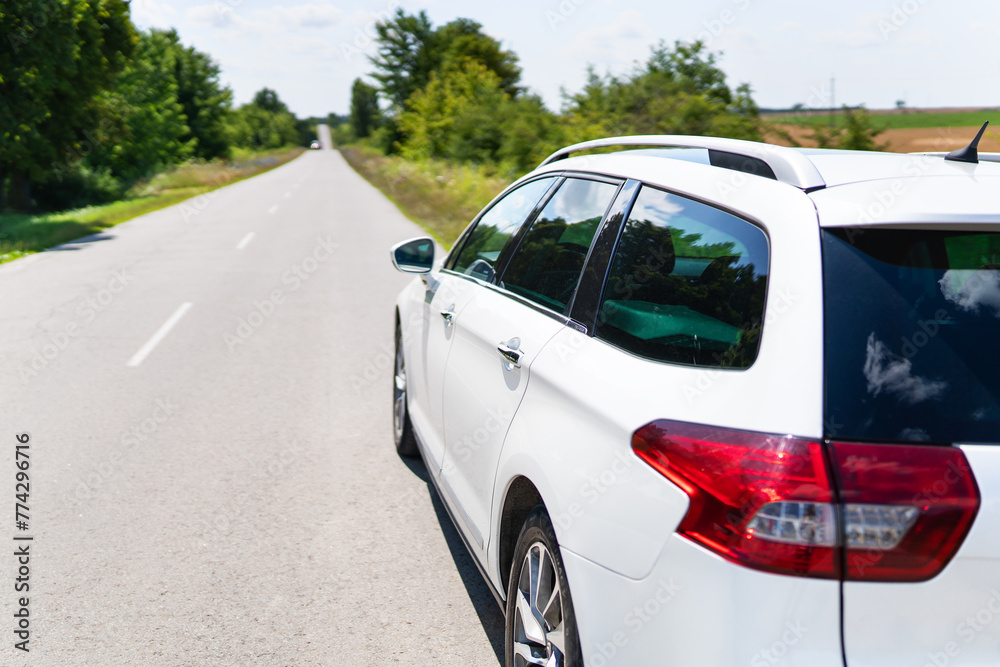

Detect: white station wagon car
[389, 134, 1000, 667]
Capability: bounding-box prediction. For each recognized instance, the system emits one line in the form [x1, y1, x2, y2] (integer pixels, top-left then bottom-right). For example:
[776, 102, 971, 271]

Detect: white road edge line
[236, 232, 255, 250]
[127, 302, 193, 367]
[268, 205, 279, 214]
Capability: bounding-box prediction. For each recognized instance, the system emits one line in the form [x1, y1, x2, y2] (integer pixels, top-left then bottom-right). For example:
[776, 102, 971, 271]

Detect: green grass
[339, 144, 514, 248]
[765, 109, 1000, 130]
[0, 147, 305, 264]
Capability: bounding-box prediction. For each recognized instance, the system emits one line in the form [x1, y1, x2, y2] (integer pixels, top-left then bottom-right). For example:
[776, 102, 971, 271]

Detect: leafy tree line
[343, 9, 886, 174]
[1, 1, 317, 212]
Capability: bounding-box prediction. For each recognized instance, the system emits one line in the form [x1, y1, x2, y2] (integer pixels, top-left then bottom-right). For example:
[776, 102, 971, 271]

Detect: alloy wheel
[512, 542, 566, 667]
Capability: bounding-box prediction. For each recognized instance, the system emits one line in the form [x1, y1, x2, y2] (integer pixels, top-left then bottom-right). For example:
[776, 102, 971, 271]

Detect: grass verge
[339, 144, 513, 248]
[0, 147, 305, 264]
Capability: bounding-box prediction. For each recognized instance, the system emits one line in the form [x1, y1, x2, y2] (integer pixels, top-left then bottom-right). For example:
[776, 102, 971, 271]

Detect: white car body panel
[562, 537, 842, 667]
[439, 286, 564, 557]
[809, 175, 1000, 228]
[399, 270, 481, 473]
[843, 445, 1000, 667]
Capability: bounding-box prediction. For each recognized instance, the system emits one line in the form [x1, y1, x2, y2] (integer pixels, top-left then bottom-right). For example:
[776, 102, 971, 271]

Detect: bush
[33, 165, 124, 211]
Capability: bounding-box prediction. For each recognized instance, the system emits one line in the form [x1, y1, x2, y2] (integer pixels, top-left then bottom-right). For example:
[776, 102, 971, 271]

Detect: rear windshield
[822, 228, 1000, 444]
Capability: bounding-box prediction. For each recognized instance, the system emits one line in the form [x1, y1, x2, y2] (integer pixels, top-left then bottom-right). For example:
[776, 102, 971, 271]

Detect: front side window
[823, 228, 1000, 444]
[450, 177, 557, 282]
[500, 178, 620, 313]
[596, 186, 769, 368]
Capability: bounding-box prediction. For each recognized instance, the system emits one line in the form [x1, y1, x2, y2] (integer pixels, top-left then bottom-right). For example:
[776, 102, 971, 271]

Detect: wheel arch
[497, 475, 544, 594]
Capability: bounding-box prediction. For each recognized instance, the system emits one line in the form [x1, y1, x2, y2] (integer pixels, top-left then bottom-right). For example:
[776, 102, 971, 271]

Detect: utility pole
[829, 77, 836, 127]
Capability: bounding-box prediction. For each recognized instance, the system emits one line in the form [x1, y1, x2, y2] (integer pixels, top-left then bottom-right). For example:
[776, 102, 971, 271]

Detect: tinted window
[501, 178, 619, 313]
[823, 228, 1000, 444]
[451, 177, 556, 282]
[595, 186, 769, 368]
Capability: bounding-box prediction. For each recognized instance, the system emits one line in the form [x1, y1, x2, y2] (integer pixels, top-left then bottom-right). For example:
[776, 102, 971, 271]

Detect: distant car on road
[310, 140, 321, 150]
[390, 133, 1000, 667]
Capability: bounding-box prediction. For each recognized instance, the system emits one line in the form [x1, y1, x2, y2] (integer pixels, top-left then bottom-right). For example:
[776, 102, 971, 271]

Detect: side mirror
[390, 237, 435, 274]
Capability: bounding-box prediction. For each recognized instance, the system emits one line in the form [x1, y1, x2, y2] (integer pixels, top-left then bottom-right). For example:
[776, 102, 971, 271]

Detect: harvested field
[765, 124, 1000, 154]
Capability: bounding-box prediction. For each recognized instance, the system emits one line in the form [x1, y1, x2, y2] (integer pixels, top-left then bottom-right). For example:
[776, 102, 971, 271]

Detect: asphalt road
[0, 141, 504, 665]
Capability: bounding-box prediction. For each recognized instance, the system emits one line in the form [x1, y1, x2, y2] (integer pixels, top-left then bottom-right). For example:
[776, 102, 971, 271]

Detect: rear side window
[451, 177, 557, 282]
[500, 178, 620, 313]
[595, 186, 769, 368]
[823, 228, 1000, 444]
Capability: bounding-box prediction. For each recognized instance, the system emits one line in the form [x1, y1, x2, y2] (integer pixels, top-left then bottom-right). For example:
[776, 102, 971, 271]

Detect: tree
[434, 18, 521, 97]
[806, 106, 887, 151]
[498, 95, 564, 172]
[398, 60, 509, 162]
[349, 79, 380, 139]
[838, 106, 888, 151]
[85, 29, 194, 185]
[369, 9, 437, 109]
[252, 88, 289, 114]
[228, 88, 298, 150]
[0, 0, 136, 209]
[369, 9, 521, 110]
[563, 41, 761, 143]
[166, 29, 233, 159]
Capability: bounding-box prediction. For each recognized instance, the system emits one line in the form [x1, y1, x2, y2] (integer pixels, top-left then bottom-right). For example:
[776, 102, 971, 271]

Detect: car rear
[818, 217, 1000, 666]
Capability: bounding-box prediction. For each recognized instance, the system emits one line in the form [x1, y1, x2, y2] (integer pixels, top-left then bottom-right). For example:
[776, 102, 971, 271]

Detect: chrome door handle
[440, 308, 456, 325]
[497, 337, 522, 368]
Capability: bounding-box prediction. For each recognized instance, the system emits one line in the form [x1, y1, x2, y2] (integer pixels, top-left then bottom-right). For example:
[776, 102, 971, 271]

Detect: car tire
[393, 322, 419, 457]
[506, 505, 583, 667]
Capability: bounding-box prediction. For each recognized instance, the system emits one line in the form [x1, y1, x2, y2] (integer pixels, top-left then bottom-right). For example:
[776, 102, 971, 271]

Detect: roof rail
[539, 135, 827, 191]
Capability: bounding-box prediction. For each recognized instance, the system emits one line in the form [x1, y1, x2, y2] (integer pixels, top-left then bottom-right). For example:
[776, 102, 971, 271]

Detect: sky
[130, 0, 1000, 118]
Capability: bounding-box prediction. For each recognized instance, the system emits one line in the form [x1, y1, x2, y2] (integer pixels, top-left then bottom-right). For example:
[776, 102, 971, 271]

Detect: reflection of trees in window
[598, 215, 767, 368]
[504, 213, 604, 311]
[451, 177, 556, 276]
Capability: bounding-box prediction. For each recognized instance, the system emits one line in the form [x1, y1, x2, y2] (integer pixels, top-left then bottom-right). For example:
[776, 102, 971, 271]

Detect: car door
[409, 176, 559, 473]
[438, 176, 623, 556]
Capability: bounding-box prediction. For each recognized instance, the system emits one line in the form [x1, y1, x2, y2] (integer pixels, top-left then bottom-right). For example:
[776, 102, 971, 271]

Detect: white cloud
[775, 21, 800, 32]
[131, 0, 177, 30]
[939, 270, 1000, 317]
[188, 2, 343, 32]
[816, 13, 886, 49]
[566, 10, 652, 69]
[186, 4, 240, 29]
[863, 334, 947, 405]
[253, 3, 344, 29]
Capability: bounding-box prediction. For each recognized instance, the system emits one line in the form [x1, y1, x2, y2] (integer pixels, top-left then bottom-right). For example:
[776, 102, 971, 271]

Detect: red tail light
[832, 442, 980, 581]
[633, 420, 981, 582]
